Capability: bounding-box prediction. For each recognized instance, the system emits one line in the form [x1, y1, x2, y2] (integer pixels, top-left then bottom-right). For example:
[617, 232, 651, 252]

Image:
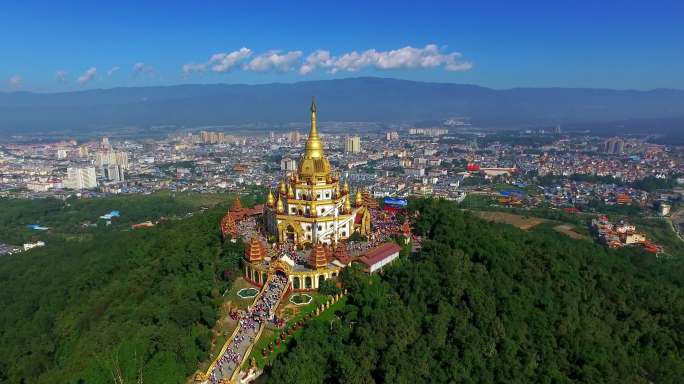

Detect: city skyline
[2, 0, 683, 92]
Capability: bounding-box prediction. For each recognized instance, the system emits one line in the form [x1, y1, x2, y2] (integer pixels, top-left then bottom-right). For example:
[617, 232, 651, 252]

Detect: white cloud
[132, 62, 155, 78]
[183, 47, 252, 74]
[55, 70, 68, 82]
[299, 44, 472, 74]
[243, 50, 302, 72]
[183, 45, 471, 76]
[77, 67, 97, 84]
[107, 66, 120, 76]
[8, 75, 21, 88]
[299, 50, 333, 75]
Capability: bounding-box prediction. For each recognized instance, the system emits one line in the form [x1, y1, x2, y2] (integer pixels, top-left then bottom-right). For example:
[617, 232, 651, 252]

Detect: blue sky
[1, 0, 682, 91]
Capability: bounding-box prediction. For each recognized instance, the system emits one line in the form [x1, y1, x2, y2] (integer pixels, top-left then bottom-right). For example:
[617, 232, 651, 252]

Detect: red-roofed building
[467, 163, 480, 172]
[357, 242, 402, 274]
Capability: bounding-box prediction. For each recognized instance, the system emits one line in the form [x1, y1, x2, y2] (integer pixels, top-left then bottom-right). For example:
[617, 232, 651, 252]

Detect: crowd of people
[271, 242, 304, 264]
[209, 274, 289, 383]
[237, 217, 259, 241]
[347, 208, 406, 255]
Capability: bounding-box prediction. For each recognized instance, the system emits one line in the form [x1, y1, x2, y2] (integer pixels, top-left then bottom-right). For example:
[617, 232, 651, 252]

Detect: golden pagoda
[264, 98, 371, 245]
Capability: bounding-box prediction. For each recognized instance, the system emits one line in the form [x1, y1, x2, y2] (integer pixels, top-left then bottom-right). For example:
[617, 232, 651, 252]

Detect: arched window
[318, 275, 325, 286]
[293, 277, 301, 289]
[262, 272, 268, 284]
[305, 276, 312, 289]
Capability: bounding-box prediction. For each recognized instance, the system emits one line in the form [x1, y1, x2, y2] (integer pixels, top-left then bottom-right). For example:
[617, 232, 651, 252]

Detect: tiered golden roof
[308, 243, 328, 269]
[333, 241, 351, 265]
[245, 237, 266, 262]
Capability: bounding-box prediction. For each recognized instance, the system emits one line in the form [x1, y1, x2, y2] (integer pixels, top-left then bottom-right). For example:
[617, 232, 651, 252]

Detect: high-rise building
[56, 149, 68, 159]
[200, 131, 225, 144]
[65, 167, 97, 189]
[103, 165, 125, 182]
[288, 131, 301, 143]
[100, 137, 111, 150]
[344, 135, 361, 153]
[115, 151, 129, 170]
[386, 131, 399, 141]
[603, 138, 625, 155]
[95, 150, 129, 169]
[78, 145, 89, 158]
[280, 157, 297, 171]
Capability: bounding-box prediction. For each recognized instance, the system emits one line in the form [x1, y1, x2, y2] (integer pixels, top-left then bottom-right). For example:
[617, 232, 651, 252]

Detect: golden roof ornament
[278, 180, 287, 195]
[287, 183, 295, 199]
[355, 189, 363, 207]
[266, 189, 275, 207]
[342, 179, 350, 195]
[344, 195, 352, 213]
[276, 197, 285, 214]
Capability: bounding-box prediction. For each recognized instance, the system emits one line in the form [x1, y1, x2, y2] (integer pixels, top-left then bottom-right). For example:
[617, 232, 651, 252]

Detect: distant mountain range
[1, 77, 683, 136]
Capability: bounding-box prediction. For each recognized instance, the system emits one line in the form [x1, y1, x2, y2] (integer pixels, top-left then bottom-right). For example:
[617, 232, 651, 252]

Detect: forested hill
[2, 77, 684, 135]
[265, 199, 684, 383]
[0, 195, 247, 384]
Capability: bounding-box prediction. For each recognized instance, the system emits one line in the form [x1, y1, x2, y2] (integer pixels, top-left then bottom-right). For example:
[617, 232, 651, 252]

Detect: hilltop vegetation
[1, 194, 682, 383]
[265, 198, 684, 383]
[0, 193, 246, 383]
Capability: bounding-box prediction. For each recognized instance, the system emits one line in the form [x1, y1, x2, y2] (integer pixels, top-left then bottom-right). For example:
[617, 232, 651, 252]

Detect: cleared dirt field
[474, 211, 546, 230]
[553, 224, 588, 240]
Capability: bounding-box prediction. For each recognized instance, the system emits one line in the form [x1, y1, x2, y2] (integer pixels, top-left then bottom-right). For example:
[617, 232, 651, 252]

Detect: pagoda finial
[266, 189, 275, 207]
[304, 98, 323, 158]
[232, 194, 242, 210]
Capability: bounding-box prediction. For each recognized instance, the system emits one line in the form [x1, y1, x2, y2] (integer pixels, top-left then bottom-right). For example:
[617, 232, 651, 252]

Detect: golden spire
[344, 195, 352, 213]
[342, 179, 350, 195]
[266, 189, 275, 207]
[287, 183, 295, 199]
[304, 97, 324, 159]
[276, 197, 284, 214]
[278, 179, 287, 195]
[232, 194, 242, 210]
[355, 189, 363, 207]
